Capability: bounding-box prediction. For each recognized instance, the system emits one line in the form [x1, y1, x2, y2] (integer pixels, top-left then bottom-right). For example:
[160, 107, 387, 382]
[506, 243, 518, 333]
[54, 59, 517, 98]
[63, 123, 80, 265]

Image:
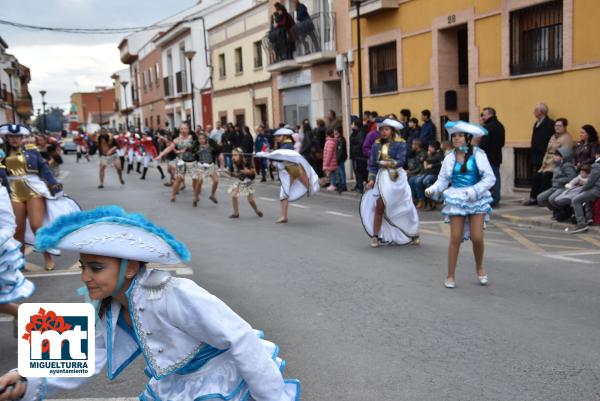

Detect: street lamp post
[96, 92, 103, 128]
[120, 81, 129, 130]
[3, 67, 16, 123]
[351, 1, 364, 119]
[184, 50, 197, 129]
[39, 90, 47, 132]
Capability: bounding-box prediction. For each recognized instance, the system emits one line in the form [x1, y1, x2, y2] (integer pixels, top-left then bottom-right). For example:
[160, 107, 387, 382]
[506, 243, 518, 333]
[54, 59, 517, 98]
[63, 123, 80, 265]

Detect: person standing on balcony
[479, 107, 505, 207]
[524, 102, 555, 205]
[270, 2, 295, 62]
[292, 0, 320, 54]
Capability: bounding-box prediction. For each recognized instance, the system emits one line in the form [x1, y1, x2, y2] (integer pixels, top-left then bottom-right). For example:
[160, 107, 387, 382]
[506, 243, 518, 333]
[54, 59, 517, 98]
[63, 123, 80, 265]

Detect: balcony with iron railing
[293, 12, 336, 64]
[263, 11, 336, 72]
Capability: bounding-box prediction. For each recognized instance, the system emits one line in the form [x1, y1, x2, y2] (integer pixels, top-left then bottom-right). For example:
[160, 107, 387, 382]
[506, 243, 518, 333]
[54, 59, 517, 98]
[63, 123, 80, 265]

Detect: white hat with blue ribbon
[35, 206, 190, 265]
[0, 124, 33, 136]
[445, 121, 488, 137]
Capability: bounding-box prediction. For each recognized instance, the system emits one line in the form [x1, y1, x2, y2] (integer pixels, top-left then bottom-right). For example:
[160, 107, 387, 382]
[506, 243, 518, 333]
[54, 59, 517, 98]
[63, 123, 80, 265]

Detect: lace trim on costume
[72, 231, 172, 259]
[129, 276, 207, 379]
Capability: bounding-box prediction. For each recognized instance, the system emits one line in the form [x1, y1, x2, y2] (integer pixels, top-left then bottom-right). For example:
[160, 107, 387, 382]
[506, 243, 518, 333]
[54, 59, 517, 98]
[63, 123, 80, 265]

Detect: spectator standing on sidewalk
[419, 109, 436, 145]
[526, 118, 573, 205]
[334, 127, 347, 192]
[362, 117, 381, 162]
[524, 103, 555, 205]
[399, 109, 411, 140]
[241, 126, 255, 164]
[209, 122, 225, 170]
[327, 110, 342, 132]
[350, 116, 368, 193]
[406, 117, 421, 155]
[480, 107, 506, 206]
[254, 125, 270, 182]
[565, 148, 600, 233]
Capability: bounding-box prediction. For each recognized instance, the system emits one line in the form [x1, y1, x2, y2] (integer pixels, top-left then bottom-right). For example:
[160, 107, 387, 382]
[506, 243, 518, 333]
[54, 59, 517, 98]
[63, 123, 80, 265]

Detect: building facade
[109, 68, 131, 130]
[349, 0, 600, 192]
[0, 36, 34, 125]
[70, 87, 115, 131]
[209, 1, 273, 129]
[265, 0, 352, 129]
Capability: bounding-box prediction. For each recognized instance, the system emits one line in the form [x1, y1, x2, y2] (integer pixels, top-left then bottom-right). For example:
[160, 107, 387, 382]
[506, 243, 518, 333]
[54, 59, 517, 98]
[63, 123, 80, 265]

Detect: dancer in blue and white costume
[0, 162, 34, 329]
[360, 119, 420, 247]
[257, 127, 319, 223]
[425, 121, 496, 289]
[0, 206, 300, 401]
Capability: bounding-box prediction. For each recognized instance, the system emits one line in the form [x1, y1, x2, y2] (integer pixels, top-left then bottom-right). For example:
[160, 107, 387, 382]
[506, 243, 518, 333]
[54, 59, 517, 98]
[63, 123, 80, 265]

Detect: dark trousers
[491, 164, 501, 206]
[529, 171, 553, 200]
[352, 158, 368, 191]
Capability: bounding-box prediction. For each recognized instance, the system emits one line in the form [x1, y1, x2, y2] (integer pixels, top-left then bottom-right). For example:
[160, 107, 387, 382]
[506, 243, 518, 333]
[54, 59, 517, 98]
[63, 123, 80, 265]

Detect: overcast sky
[2, 0, 194, 113]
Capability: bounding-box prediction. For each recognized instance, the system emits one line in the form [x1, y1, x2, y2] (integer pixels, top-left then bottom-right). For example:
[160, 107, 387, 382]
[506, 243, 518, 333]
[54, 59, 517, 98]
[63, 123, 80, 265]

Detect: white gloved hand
[424, 187, 433, 198]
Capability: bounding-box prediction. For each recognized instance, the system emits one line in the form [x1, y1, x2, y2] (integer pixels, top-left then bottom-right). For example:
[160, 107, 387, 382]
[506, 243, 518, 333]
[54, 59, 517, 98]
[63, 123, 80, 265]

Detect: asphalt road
[1, 155, 599, 401]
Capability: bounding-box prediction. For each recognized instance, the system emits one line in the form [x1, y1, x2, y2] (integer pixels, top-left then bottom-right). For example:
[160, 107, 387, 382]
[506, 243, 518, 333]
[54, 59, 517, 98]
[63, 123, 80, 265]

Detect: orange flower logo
[22, 307, 73, 353]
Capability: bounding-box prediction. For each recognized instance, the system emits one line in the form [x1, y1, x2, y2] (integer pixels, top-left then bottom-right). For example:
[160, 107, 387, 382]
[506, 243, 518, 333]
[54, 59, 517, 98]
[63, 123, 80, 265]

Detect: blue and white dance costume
[426, 121, 496, 240]
[0, 165, 34, 304]
[20, 206, 300, 401]
[360, 119, 420, 245]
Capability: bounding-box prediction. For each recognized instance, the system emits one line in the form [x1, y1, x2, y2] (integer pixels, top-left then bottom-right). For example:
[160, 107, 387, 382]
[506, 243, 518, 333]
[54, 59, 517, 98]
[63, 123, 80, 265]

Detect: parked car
[61, 131, 78, 154]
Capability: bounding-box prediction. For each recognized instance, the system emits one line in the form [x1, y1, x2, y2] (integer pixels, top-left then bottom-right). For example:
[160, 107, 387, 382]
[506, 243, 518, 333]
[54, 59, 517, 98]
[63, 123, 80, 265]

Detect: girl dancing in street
[425, 121, 496, 288]
[0, 206, 299, 401]
[227, 148, 263, 218]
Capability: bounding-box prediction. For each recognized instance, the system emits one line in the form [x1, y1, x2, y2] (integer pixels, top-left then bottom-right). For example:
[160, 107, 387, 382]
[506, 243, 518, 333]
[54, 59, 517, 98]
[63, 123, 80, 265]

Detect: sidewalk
[256, 177, 600, 234]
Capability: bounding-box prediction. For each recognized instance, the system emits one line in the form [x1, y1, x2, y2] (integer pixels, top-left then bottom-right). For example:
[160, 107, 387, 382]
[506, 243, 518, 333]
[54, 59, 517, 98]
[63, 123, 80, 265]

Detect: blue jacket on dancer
[368, 137, 407, 182]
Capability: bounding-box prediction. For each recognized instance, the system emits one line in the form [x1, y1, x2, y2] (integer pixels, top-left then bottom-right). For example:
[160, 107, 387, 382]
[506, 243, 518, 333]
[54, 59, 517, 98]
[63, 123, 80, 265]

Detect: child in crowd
[537, 146, 577, 214]
[414, 141, 444, 211]
[322, 129, 338, 191]
[552, 164, 591, 221]
[565, 148, 600, 233]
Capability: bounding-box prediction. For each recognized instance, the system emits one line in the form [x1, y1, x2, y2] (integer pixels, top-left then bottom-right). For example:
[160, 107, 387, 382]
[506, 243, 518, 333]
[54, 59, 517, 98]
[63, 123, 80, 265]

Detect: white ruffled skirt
[141, 332, 300, 401]
[18, 175, 81, 251]
[360, 168, 420, 245]
[441, 186, 493, 240]
[0, 237, 34, 304]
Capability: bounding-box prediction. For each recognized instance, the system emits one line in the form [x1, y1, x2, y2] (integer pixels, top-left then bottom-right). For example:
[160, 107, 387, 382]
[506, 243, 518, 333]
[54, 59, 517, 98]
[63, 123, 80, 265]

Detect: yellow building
[350, 0, 600, 191]
[209, 1, 273, 129]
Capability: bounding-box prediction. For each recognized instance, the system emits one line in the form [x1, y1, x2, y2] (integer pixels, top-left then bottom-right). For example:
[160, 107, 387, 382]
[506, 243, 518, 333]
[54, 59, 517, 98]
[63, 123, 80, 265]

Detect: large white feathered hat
[378, 118, 404, 131]
[35, 206, 190, 264]
[444, 121, 488, 137]
[0, 124, 33, 136]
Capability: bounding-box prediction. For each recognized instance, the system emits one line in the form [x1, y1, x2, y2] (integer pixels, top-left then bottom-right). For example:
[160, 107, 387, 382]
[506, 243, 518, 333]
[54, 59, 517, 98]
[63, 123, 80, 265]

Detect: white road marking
[543, 254, 595, 265]
[259, 197, 277, 202]
[325, 211, 353, 217]
[290, 204, 309, 209]
[0, 316, 14, 322]
[59, 170, 71, 180]
[554, 250, 600, 256]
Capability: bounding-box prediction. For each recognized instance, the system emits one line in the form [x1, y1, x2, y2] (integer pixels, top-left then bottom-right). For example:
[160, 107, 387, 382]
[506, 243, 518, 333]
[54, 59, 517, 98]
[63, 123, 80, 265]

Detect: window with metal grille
[235, 47, 243, 74]
[369, 42, 398, 94]
[510, 0, 563, 76]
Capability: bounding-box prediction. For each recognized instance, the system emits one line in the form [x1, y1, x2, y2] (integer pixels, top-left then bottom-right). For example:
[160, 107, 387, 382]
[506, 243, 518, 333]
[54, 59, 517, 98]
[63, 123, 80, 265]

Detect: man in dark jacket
[419, 109, 436, 145]
[349, 116, 367, 193]
[254, 125, 269, 181]
[480, 107, 506, 206]
[525, 102, 555, 205]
